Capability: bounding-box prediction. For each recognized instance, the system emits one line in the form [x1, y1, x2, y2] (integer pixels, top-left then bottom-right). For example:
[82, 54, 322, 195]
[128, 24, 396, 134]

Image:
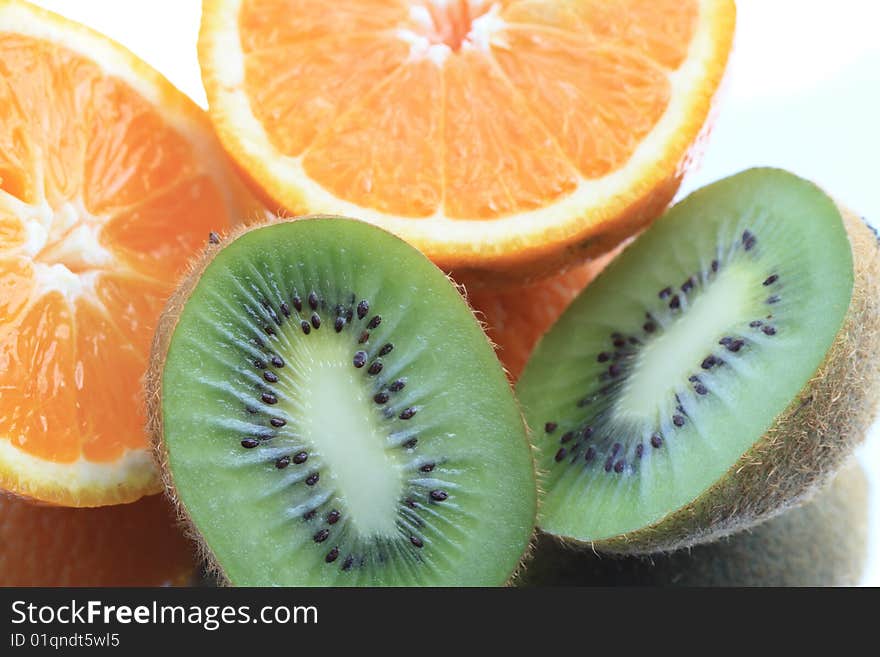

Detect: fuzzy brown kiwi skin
[146, 216, 538, 586]
[521, 462, 869, 587]
[573, 207, 880, 555]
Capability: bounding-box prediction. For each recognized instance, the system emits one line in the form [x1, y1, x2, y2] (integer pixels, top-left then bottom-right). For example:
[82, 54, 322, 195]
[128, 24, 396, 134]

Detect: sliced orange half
[199, 0, 735, 277]
[0, 0, 255, 506]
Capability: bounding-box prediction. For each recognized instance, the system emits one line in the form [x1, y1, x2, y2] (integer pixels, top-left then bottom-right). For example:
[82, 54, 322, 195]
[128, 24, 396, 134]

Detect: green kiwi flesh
[517, 168, 880, 552]
[148, 217, 536, 586]
[518, 463, 869, 587]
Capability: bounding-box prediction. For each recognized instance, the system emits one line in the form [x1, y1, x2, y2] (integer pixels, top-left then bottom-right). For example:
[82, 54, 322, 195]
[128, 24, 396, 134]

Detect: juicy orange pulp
[239, 0, 695, 219]
[0, 1, 248, 506]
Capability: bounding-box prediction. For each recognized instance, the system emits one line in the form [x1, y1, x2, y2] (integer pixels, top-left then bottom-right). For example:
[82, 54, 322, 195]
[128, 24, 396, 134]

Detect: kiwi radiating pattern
[150, 218, 536, 586]
[518, 169, 878, 552]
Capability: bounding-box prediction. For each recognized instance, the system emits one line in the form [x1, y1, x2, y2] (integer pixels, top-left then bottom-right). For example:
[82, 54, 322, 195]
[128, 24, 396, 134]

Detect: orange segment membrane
[500, 0, 698, 69]
[244, 36, 410, 157]
[443, 50, 578, 218]
[0, 292, 79, 462]
[101, 174, 228, 278]
[492, 28, 670, 179]
[238, 0, 410, 52]
[304, 60, 445, 217]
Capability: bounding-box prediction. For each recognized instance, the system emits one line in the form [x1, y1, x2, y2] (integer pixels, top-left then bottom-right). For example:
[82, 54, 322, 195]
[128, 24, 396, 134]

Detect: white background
[31, 0, 880, 585]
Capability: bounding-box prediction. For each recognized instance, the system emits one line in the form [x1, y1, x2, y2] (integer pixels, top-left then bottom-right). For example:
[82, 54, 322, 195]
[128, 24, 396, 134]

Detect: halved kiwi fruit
[519, 463, 869, 587]
[517, 168, 880, 553]
[147, 217, 536, 586]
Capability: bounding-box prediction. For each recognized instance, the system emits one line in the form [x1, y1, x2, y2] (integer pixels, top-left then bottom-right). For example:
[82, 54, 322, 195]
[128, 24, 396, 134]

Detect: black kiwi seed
[208, 231, 220, 244]
[767, 295, 780, 304]
[311, 313, 321, 329]
[357, 300, 369, 319]
[726, 339, 745, 353]
[650, 433, 663, 448]
[254, 358, 267, 369]
[306, 472, 320, 486]
[763, 274, 779, 286]
[270, 417, 286, 427]
[643, 322, 657, 333]
[271, 355, 284, 368]
[560, 431, 575, 444]
[378, 343, 393, 356]
[681, 277, 695, 293]
[669, 295, 681, 310]
[241, 438, 259, 449]
[701, 355, 718, 369]
[399, 407, 417, 420]
[555, 448, 567, 462]
[763, 325, 777, 336]
[279, 302, 291, 317]
[367, 315, 382, 329]
[327, 510, 340, 525]
[325, 547, 339, 563]
[404, 498, 417, 509]
[252, 336, 264, 348]
[353, 351, 367, 368]
[367, 361, 383, 375]
[742, 230, 757, 251]
[420, 463, 435, 473]
[358, 331, 370, 344]
[584, 447, 596, 461]
[695, 383, 708, 395]
[430, 490, 448, 502]
[275, 456, 290, 469]
[750, 320, 763, 328]
[292, 451, 308, 464]
[374, 391, 389, 404]
[334, 317, 345, 332]
[264, 371, 278, 383]
[342, 556, 354, 571]
[659, 286, 672, 299]
[614, 461, 625, 474]
[301, 320, 311, 335]
[545, 422, 558, 433]
[292, 294, 302, 312]
[673, 415, 685, 427]
[597, 352, 611, 363]
[403, 437, 418, 449]
[308, 291, 318, 310]
[389, 379, 406, 392]
[313, 529, 329, 543]
[583, 426, 594, 438]
[261, 392, 278, 405]
[604, 457, 613, 472]
[635, 444, 644, 458]
[245, 405, 257, 414]
[263, 325, 276, 336]
[410, 536, 423, 548]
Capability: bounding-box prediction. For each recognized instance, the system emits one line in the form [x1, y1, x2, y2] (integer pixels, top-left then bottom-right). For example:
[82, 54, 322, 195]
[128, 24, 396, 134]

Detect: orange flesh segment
[303, 59, 445, 217]
[0, 33, 228, 467]
[236, 0, 699, 218]
[0, 293, 79, 462]
[244, 36, 410, 158]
